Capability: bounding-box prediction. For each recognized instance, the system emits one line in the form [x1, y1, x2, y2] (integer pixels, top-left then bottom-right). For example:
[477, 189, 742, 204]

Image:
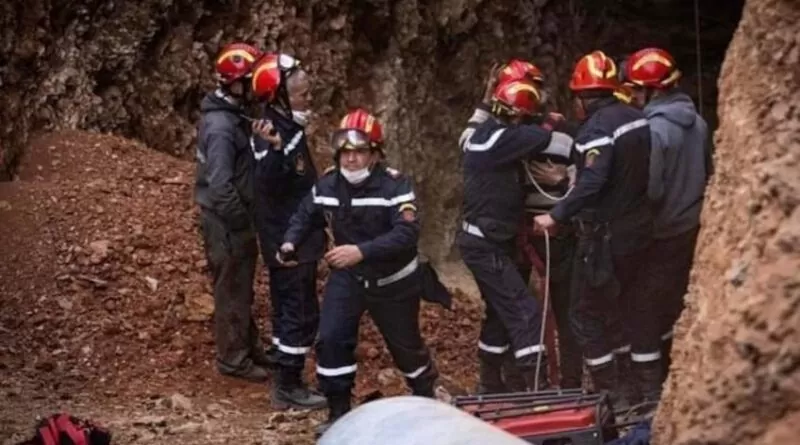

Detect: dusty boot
[633, 360, 663, 405]
[588, 361, 622, 409]
[501, 351, 527, 392]
[218, 361, 270, 383]
[614, 354, 635, 412]
[271, 367, 327, 410]
[315, 392, 351, 438]
[520, 354, 550, 392]
[408, 363, 439, 398]
[251, 345, 279, 369]
[475, 356, 508, 394]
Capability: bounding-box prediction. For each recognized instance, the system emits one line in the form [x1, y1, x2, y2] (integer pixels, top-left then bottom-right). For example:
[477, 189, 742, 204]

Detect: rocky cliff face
[653, 0, 800, 443]
[1, 0, 589, 260]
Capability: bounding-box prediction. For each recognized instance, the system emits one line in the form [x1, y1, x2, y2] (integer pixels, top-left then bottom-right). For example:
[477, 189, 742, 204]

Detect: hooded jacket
[645, 91, 711, 239]
[194, 90, 256, 230]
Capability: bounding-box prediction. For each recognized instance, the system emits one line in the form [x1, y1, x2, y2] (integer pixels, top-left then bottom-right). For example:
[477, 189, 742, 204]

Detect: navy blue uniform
[549, 97, 658, 388]
[284, 165, 438, 398]
[194, 90, 262, 375]
[457, 116, 554, 379]
[253, 107, 325, 372]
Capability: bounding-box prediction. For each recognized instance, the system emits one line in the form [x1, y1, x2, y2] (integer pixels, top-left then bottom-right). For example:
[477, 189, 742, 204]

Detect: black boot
[315, 392, 351, 438]
[408, 363, 439, 398]
[614, 354, 635, 412]
[271, 367, 327, 410]
[475, 356, 508, 394]
[501, 351, 527, 392]
[633, 360, 663, 405]
[588, 361, 624, 410]
[520, 354, 550, 392]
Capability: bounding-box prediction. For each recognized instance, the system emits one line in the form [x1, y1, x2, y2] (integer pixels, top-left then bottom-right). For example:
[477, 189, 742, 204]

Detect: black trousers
[199, 210, 261, 372]
[315, 268, 436, 397]
[570, 233, 660, 367]
[457, 232, 546, 368]
[266, 263, 320, 370]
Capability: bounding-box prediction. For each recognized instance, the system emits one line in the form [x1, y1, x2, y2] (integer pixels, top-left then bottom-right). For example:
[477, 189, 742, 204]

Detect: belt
[362, 256, 419, 288]
[462, 221, 485, 238]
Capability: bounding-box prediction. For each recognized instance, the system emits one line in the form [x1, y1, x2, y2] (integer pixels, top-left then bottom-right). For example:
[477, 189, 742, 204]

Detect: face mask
[292, 110, 311, 127]
[340, 167, 371, 184]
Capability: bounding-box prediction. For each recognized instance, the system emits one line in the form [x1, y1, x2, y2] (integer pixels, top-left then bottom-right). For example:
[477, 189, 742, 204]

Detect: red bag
[17, 414, 111, 445]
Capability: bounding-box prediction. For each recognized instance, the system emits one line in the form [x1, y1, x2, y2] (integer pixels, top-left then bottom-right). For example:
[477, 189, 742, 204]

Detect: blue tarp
[606, 421, 651, 445]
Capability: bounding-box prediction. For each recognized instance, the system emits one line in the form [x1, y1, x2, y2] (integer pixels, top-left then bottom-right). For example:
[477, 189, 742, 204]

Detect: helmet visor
[331, 129, 371, 151]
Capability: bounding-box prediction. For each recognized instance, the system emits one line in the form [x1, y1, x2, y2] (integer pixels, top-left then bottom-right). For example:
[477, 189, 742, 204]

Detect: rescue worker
[459, 60, 583, 391]
[249, 54, 327, 409]
[194, 43, 274, 382]
[281, 109, 439, 435]
[625, 48, 711, 378]
[458, 78, 572, 393]
[534, 51, 658, 406]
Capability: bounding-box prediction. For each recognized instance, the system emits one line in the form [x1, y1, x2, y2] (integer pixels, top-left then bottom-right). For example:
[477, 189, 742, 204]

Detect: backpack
[17, 413, 111, 445]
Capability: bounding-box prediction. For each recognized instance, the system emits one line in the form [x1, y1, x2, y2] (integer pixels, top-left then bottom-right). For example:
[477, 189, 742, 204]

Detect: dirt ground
[0, 130, 482, 444]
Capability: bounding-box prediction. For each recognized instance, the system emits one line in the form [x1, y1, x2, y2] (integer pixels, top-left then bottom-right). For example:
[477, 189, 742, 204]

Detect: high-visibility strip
[575, 136, 613, 153]
[631, 351, 662, 363]
[403, 364, 429, 379]
[277, 343, 311, 355]
[271, 337, 280, 345]
[478, 341, 509, 354]
[283, 131, 304, 155]
[312, 186, 340, 206]
[614, 344, 632, 354]
[317, 364, 358, 377]
[351, 192, 416, 207]
[514, 344, 545, 359]
[585, 353, 614, 367]
[613, 118, 648, 138]
[462, 222, 485, 238]
[464, 128, 506, 152]
[574, 118, 650, 153]
[661, 331, 674, 341]
[375, 256, 419, 287]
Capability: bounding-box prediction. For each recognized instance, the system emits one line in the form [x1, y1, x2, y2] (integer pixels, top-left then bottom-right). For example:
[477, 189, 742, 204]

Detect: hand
[252, 119, 282, 149]
[276, 242, 299, 267]
[482, 62, 501, 105]
[527, 159, 568, 186]
[533, 214, 557, 234]
[324, 245, 364, 269]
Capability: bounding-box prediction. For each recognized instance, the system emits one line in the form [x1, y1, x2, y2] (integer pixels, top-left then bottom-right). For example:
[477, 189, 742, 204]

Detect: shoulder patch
[385, 167, 401, 178]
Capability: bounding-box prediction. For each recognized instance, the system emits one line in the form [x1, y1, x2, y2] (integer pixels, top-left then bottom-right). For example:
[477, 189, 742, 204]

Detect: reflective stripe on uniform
[317, 364, 358, 377]
[284, 131, 304, 155]
[585, 353, 614, 367]
[478, 341, 510, 354]
[403, 364, 429, 379]
[463, 128, 506, 152]
[631, 351, 662, 363]
[574, 118, 649, 153]
[372, 256, 419, 287]
[514, 344, 545, 359]
[312, 185, 340, 206]
[614, 344, 632, 354]
[351, 192, 416, 207]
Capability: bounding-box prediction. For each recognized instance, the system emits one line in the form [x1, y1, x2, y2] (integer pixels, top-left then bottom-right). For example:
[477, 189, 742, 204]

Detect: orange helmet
[251, 53, 303, 102]
[492, 79, 541, 117]
[626, 48, 682, 89]
[569, 51, 619, 92]
[498, 59, 545, 85]
[331, 109, 384, 151]
[215, 43, 262, 85]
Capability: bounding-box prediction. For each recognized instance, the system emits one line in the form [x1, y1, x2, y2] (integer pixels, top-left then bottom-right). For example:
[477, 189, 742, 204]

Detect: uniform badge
[585, 148, 601, 168]
[399, 203, 417, 222]
[295, 153, 306, 175]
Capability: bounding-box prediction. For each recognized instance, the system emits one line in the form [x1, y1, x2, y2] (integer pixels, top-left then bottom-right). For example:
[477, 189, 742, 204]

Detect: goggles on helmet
[278, 54, 301, 75]
[331, 129, 372, 151]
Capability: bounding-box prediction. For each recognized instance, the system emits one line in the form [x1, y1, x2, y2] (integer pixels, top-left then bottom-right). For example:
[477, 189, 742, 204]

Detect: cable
[694, 0, 704, 116]
[533, 228, 551, 392]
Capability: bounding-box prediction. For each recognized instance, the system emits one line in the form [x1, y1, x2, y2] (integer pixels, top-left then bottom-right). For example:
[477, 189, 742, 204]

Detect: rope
[533, 228, 551, 392]
[694, 0, 704, 115]
[524, 163, 575, 202]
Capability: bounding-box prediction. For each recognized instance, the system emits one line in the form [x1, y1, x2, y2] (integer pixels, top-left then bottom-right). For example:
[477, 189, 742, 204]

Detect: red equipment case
[453, 389, 618, 445]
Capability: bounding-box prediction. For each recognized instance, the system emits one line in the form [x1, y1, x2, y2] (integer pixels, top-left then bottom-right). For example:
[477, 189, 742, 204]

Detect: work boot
[633, 360, 663, 405]
[271, 367, 327, 410]
[588, 361, 624, 410]
[614, 354, 635, 412]
[520, 354, 550, 392]
[501, 351, 527, 392]
[251, 345, 279, 369]
[218, 363, 270, 383]
[475, 356, 508, 394]
[408, 362, 439, 398]
[314, 392, 351, 438]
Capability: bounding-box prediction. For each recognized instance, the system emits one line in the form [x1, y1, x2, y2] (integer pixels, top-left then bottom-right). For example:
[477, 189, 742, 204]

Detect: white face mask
[340, 167, 371, 184]
[292, 110, 311, 127]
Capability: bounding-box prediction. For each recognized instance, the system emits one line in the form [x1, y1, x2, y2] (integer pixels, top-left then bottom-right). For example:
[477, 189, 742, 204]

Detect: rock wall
[0, 0, 587, 260]
[654, 0, 800, 443]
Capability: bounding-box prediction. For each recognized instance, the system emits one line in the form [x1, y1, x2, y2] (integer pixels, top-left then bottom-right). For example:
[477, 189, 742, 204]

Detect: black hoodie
[194, 91, 256, 230]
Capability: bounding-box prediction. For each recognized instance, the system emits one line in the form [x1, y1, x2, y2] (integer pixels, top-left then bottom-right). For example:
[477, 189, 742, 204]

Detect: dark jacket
[284, 165, 419, 280]
[194, 90, 255, 230]
[254, 107, 324, 265]
[550, 97, 653, 254]
[460, 115, 554, 245]
[644, 91, 710, 239]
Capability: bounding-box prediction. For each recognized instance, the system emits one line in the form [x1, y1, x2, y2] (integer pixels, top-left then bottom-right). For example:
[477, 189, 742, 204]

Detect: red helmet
[215, 43, 262, 85]
[251, 53, 303, 102]
[491, 79, 541, 116]
[332, 109, 384, 151]
[498, 59, 545, 84]
[626, 48, 682, 89]
[569, 51, 619, 91]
